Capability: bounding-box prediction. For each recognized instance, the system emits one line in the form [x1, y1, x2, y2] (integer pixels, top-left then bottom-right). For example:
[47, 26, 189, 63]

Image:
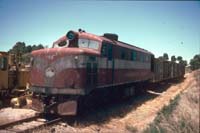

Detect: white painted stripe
[113, 58, 150, 69]
[33, 55, 151, 72]
[96, 57, 150, 69]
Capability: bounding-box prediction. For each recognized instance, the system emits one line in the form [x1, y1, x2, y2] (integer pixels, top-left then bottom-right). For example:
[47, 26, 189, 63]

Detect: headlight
[66, 31, 76, 40]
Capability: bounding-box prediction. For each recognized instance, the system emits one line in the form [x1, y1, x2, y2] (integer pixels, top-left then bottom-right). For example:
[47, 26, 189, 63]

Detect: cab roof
[54, 30, 153, 55]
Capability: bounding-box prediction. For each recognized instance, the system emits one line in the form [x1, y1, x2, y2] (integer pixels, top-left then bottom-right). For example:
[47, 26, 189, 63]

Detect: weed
[144, 123, 166, 133]
[126, 124, 137, 133]
[159, 95, 180, 119]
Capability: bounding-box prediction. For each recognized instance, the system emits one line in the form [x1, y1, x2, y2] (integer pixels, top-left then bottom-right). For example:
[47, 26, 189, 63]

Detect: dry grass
[144, 77, 200, 133]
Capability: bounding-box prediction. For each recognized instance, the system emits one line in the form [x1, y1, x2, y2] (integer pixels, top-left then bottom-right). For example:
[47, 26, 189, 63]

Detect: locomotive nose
[31, 48, 86, 88]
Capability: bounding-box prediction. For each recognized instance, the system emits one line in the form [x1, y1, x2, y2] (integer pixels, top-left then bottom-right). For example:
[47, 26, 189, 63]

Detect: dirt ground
[0, 108, 37, 126]
[34, 70, 199, 133]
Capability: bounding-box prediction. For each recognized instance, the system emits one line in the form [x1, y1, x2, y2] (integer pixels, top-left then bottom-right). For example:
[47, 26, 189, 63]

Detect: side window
[101, 43, 113, 60]
[131, 50, 137, 61]
[86, 63, 91, 73]
[0, 57, 7, 71]
[137, 52, 140, 61]
[107, 44, 113, 60]
[121, 50, 125, 59]
[146, 55, 149, 62]
[143, 54, 145, 62]
[140, 53, 143, 62]
[101, 44, 107, 57]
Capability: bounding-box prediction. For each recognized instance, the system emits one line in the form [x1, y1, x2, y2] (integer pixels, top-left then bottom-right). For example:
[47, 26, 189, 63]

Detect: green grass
[144, 123, 166, 133]
[157, 95, 180, 119]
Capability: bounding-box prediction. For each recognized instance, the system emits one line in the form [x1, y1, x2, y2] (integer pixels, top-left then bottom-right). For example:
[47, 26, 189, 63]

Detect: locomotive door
[101, 42, 114, 85]
[86, 56, 98, 89]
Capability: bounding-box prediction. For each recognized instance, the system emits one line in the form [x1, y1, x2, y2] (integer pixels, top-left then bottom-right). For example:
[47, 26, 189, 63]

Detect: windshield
[53, 38, 99, 50]
[78, 38, 99, 50]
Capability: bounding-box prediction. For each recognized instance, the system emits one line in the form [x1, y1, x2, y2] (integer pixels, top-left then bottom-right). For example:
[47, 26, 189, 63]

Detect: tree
[177, 56, 183, 63]
[181, 60, 187, 66]
[9, 42, 45, 54]
[8, 42, 45, 63]
[9, 42, 26, 54]
[190, 54, 200, 70]
[37, 44, 44, 49]
[163, 53, 169, 61]
[31, 45, 37, 51]
[158, 56, 164, 61]
[171, 55, 176, 62]
[27, 45, 32, 53]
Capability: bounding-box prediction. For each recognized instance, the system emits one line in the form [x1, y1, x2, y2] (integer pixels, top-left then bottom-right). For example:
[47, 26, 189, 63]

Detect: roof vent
[78, 28, 85, 33]
[103, 33, 118, 41]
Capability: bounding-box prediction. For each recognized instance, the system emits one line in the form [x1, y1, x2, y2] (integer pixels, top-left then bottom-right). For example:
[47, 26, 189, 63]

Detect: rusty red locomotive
[30, 30, 184, 115]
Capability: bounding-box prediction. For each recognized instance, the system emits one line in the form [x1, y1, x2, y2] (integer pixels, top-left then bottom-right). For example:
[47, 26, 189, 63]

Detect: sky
[0, 0, 200, 62]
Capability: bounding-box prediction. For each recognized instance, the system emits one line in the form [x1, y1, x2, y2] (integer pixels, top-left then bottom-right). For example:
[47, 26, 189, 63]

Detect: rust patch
[31, 98, 44, 112]
[57, 100, 78, 115]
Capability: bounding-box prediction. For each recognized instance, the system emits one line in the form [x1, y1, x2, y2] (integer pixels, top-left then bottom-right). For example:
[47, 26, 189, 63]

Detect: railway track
[0, 113, 62, 133]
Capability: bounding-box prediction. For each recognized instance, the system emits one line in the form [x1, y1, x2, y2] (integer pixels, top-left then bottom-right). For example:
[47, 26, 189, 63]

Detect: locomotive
[30, 29, 185, 115]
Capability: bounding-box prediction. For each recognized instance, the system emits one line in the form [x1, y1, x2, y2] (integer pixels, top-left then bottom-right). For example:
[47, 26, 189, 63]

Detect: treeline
[160, 53, 200, 71]
[8, 42, 45, 54]
[190, 54, 200, 70]
[8, 42, 46, 64]
[158, 53, 187, 66]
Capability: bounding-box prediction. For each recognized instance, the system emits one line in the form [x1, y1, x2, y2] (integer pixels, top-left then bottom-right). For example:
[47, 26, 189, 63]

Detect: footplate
[31, 98, 78, 115]
[57, 100, 78, 115]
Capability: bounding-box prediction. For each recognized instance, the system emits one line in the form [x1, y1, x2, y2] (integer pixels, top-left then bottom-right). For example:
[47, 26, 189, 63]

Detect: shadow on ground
[63, 78, 185, 127]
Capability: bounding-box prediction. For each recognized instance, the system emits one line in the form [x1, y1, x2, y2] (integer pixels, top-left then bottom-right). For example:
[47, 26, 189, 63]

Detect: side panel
[98, 42, 153, 88]
[0, 69, 8, 89]
[97, 57, 152, 87]
[0, 54, 8, 90]
[100, 42, 114, 85]
[170, 62, 175, 79]
[163, 61, 170, 80]
[153, 59, 163, 82]
[17, 70, 30, 88]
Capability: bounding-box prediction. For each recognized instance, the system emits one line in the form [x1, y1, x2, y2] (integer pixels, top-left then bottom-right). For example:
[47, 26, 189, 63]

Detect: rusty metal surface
[31, 49, 97, 89]
[57, 100, 78, 115]
[30, 30, 154, 95]
[30, 87, 85, 95]
[31, 98, 45, 112]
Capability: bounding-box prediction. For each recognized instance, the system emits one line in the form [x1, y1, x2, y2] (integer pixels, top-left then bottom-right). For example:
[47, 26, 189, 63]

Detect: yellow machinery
[0, 52, 10, 95]
[0, 51, 30, 107]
